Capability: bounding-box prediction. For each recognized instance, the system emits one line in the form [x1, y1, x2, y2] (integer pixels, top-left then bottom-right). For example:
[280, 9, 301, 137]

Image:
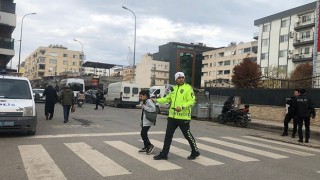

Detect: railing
[294, 18, 315, 29]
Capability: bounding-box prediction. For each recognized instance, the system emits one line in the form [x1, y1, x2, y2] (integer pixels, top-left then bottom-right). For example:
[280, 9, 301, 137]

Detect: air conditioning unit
[288, 55, 292, 59]
[290, 31, 294, 38]
[288, 50, 293, 54]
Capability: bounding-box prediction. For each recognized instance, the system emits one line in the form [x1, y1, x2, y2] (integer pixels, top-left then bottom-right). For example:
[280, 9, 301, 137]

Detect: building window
[281, 19, 290, 27]
[300, 31, 311, 39]
[224, 70, 230, 74]
[38, 57, 45, 63]
[280, 34, 289, 43]
[63, 54, 68, 57]
[279, 50, 287, 58]
[39, 64, 45, 70]
[301, 14, 312, 23]
[49, 52, 57, 57]
[261, 53, 268, 60]
[218, 61, 223, 66]
[73, 55, 78, 58]
[50, 59, 57, 64]
[243, 47, 251, 53]
[209, 63, 212, 67]
[262, 39, 269, 46]
[73, 62, 77, 66]
[218, 70, 223, 75]
[304, 47, 310, 54]
[263, 24, 270, 32]
[224, 60, 230, 66]
[63, 60, 68, 65]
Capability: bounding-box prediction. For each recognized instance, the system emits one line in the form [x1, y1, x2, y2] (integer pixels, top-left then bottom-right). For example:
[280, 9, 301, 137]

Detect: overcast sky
[11, 0, 315, 68]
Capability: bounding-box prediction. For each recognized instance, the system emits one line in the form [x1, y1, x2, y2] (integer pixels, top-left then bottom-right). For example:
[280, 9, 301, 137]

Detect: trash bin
[192, 103, 209, 119]
[210, 103, 224, 119]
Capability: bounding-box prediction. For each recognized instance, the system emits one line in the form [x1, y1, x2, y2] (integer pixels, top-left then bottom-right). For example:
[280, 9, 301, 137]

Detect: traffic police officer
[281, 89, 299, 137]
[295, 88, 316, 143]
[153, 72, 200, 160]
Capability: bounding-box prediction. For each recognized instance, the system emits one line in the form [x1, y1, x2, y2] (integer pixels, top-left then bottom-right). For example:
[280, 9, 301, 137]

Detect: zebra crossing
[17, 135, 320, 179]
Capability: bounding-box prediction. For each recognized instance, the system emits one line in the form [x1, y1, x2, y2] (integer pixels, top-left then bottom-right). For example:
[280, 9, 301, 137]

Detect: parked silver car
[33, 89, 45, 102]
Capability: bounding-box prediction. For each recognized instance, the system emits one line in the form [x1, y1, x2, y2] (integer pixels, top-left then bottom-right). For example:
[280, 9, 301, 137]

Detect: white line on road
[23, 131, 165, 139]
[65, 142, 131, 177]
[173, 138, 259, 162]
[222, 137, 314, 156]
[198, 137, 288, 159]
[243, 136, 320, 153]
[148, 139, 224, 166]
[18, 144, 67, 180]
[105, 141, 182, 171]
[317, 171, 320, 174]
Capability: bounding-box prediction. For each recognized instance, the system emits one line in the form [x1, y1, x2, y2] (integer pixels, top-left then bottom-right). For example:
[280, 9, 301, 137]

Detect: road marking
[51, 124, 103, 128]
[65, 142, 131, 177]
[148, 139, 224, 166]
[222, 137, 314, 156]
[173, 138, 259, 162]
[243, 136, 320, 153]
[317, 171, 320, 174]
[25, 131, 165, 139]
[198, 137, 288, 159]
[18, 144, 67, 180]
[105, 141, 182, 171]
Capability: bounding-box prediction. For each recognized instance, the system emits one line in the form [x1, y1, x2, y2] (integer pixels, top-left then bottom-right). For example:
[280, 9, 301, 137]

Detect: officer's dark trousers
[297, 117, 311, 140]
[283, 113, 297, 135]
[161, 118, 198, 157]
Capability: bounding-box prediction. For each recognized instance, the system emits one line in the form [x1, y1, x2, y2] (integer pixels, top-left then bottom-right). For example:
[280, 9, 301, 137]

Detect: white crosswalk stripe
[65, 142, 131, 177]
[18, 144, 67, 180]
[149, 139, 224, 166]
[173, 138, 259, 162]
[198, 137, 288, 159]
[243, 136, 320, 153]
[222, 137, 315, 156]
[104, 141, 182, 171]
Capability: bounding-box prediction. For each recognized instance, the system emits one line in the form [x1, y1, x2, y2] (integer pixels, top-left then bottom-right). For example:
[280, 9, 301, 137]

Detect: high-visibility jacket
[156, 83, 195, 120]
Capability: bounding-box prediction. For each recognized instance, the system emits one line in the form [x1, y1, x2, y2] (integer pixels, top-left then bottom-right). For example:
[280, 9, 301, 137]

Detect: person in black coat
[43, 85, 58, 120]
[295, 88, 316, 143]
[94, 89, 104, 110]
[281, 89, 299, 137]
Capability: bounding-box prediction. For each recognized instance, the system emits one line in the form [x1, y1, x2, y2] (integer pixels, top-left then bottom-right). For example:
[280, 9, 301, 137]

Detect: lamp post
[18, 13, 36, 73]
[122, 6, 136, 80]
[73, 39, 84, 77]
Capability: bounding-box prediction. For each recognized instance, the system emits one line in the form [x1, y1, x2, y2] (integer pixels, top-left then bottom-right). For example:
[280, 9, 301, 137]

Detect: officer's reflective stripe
[105, 141, 181, 171]
[198, 137, 288, 159]
[173, 138, 259, 162]
[243, 136, 320, 153]
[148, 139, 224, 166]
[187, 129, 198, 151]
[19, 145, 67, 180]
[65, 142, 131, 177]
[223, 137, 314, 156]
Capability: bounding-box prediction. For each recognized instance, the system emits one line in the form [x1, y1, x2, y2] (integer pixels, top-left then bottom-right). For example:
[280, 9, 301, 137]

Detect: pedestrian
[58, 85, 75, 123]
[295, 88, 316, 143]
[153, 72, 200, 160]
[94, 88, 104, 110]
[43, 85, 58, 120]
[138, 89, 156, 155]
[281, 89, 299, 138]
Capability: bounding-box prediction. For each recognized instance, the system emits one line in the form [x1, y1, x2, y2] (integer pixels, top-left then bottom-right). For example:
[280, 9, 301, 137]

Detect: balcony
[0, 37, 14, 50]
[293, 36, 314, 47]
[294, 18, 315, 31]
[0, 2, 16, 14]
[292, 53, 313, 63]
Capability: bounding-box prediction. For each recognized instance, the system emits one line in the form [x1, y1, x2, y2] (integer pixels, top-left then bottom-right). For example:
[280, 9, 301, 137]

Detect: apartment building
[135, 53, 170, 88]
[201, 41, 258, 88]
[0, 0, 16, 70]
[83, 66, 115, 76]
[23, 44, 82, 80]
[254, 1, 319, 76]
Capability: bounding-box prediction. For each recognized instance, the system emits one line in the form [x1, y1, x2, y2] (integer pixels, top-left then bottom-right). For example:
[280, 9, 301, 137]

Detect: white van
[104, 82, 140, 108]
[0, 75, 37, 135]
[60, 78, 85, 101]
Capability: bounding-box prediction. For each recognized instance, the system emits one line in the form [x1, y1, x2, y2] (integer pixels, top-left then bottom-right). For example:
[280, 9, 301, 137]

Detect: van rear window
[0, 79, 32, 99]
[132, 88, 139, 94]
[124, 87, 130, 94]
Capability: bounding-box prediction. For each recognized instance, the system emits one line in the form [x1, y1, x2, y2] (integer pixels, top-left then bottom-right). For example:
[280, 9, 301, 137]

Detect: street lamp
[18, 12, 36, 73]
[73, 39, 84, 77]
[122, 6, 136, 80]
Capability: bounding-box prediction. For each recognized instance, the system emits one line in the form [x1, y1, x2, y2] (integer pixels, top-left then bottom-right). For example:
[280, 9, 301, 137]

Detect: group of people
[43, 85, 104, 123]
[138, 72, 200, 160]
[281, 88, 316, 143]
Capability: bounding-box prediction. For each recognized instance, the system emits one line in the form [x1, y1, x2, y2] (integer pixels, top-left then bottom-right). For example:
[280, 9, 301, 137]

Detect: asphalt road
[0, 103, 320, 180]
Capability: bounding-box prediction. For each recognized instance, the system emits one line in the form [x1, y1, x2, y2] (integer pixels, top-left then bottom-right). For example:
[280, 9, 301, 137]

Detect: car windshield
[0, 79, 32, 99]
[69, 83, 83, 91]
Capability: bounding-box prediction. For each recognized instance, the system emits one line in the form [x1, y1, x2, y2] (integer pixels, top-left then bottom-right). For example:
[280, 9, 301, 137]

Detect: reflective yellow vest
[156, 83, 195, 120]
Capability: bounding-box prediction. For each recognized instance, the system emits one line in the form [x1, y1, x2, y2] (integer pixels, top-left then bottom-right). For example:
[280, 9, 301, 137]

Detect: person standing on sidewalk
[58, 85, 75, 123]
[295, 88, 316, 143]
[94, 88, 104, 110]
[281, 89, 299, 138]
[138, 90, 156, 155]
[43, 85, 58, 120]
[153, 72, 200, 160]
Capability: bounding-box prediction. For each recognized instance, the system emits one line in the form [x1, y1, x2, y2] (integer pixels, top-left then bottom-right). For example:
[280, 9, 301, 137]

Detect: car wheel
[114, 100, 119, 108]
[27, 130, 36, 135]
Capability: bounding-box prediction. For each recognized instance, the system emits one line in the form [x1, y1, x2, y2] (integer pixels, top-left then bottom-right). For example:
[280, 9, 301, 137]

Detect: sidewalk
[247, 118, 320, 149]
